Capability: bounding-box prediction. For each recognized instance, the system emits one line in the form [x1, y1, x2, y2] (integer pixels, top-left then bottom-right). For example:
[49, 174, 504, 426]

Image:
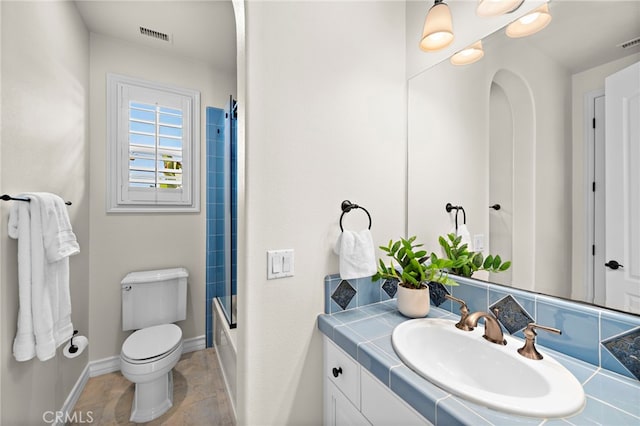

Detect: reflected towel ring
[445, 202, 466, 231]
[340, 200, 372, 232]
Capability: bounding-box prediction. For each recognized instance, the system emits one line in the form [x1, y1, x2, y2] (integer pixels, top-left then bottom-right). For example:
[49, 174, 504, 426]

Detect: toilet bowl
[120, 268, 188, 422]
[120, 324, 184, 422]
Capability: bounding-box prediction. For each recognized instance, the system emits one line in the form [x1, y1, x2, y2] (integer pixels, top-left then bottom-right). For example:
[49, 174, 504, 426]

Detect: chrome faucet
[517, 323, 562, 360]
[464, 310, 506, 345]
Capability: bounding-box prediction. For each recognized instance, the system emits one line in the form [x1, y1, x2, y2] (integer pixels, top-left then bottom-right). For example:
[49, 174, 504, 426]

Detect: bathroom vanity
[319, 275, 640, 425]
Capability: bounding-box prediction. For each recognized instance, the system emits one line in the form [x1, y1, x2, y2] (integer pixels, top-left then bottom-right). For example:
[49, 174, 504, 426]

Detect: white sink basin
[392, 318, 585, 418]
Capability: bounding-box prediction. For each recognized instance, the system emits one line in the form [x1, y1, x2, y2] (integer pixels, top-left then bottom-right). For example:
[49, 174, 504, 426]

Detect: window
[107, 74, 200, 212]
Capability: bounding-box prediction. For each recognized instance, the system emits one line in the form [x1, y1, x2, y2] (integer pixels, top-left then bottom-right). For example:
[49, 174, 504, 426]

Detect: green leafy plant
[372, 236, 457, 288]
[436, 233, 511, 278]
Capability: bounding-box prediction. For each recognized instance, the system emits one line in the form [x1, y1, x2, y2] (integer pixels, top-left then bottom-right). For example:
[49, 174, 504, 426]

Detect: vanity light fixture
[420, 0, 454, 52]
[476, 0, 524, 17]
[450, 40, 484, 65]
[506, 3, 552, 38]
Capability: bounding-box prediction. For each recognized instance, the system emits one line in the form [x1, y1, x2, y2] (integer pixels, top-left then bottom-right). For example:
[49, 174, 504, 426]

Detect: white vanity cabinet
[323, 337, 433, 426]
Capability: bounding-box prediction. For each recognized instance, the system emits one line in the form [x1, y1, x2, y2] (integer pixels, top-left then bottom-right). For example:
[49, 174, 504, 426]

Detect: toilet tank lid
[121, 267, 189, 285]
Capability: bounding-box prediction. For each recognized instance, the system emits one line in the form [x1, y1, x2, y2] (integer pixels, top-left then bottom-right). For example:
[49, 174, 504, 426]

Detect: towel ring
[339, 200, 372, 232]
[445, 202, 466, 231]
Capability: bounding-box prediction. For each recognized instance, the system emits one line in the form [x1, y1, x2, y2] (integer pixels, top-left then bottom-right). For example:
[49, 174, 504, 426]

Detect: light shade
[420, 0, 454, 52]
[450, 41, 484, 66]
[506, 3, 552, 38]
[476, 0, 523, 17]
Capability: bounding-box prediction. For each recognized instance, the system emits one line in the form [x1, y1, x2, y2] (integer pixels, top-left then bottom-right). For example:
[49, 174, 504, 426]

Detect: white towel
[8, 200, 36, 361]
[451, 223, 473, 251]
[8, 193, 79, 361]
[334, 229, 377, 280]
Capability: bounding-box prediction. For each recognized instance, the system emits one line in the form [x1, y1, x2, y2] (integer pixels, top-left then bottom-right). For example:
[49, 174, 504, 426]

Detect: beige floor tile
[71, 348, 234, 425]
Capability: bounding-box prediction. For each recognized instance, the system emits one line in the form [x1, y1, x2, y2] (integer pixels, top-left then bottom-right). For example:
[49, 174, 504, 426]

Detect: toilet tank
[122, 267, 188, 331]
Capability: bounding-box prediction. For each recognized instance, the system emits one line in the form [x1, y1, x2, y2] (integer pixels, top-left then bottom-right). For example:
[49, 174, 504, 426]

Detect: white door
[604, 61, 640, 314]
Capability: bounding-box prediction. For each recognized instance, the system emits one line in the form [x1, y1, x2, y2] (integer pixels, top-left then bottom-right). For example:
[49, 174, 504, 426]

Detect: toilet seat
[122, 324, 182, 364]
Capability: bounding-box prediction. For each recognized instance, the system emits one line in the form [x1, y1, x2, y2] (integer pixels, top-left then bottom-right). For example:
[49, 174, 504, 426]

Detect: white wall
[489, 37, 572, 296]
[239, 2, 406, 424]
[570, 53, 640, 301]
[407, 62, 489, 256]
[88, 33, 236, 361]
[0, 2, 90, 423]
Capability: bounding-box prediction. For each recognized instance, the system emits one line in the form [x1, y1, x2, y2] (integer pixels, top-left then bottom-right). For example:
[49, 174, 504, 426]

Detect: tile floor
[71, 348, 234, 425]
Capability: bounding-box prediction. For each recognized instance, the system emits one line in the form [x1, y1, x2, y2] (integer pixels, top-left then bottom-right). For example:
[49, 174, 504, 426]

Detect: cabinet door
[324, 338, 360, 408]
[361, 368, 432, 426]
[325, 380, 371, 426]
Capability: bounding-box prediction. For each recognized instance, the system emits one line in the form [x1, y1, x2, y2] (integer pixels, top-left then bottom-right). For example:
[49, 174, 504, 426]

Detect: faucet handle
[445, 294, 473, 331]
[517, 323, 562, 360]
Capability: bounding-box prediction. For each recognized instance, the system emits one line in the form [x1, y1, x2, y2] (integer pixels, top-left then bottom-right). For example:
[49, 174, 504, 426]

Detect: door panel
[604, 61, 640, 314]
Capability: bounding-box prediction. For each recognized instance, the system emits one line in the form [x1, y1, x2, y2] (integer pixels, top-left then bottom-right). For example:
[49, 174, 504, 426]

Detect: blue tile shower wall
[324, 273, 640, 381]
[206, 106, 225, 347]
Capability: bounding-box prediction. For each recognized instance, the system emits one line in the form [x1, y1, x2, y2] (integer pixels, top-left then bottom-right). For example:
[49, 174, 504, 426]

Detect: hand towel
[8, 193, 79, 361]
[450, 223, 473, 251]
[40, 193, 79, 263]
[334, 229, 377, 280]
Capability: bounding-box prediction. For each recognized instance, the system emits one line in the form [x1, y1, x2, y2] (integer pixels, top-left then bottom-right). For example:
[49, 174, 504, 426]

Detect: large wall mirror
[407, 1, 640, 314]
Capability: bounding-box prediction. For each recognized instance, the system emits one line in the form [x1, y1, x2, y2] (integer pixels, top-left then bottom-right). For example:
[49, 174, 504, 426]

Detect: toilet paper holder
[69, 330, 79, 354]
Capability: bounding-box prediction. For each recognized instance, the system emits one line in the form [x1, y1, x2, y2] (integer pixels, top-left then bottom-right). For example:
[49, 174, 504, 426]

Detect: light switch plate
[473, 234, 484, 252]
[267, 249, 294, 279]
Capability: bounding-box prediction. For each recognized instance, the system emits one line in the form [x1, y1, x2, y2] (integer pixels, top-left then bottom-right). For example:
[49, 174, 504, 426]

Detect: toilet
[120, 267, 188, 422]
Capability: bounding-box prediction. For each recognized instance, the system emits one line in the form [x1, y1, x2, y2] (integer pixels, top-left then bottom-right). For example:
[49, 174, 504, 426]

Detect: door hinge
[592, 245, 595, 256]
[592, 117, 596, 129]
[593, 181, 596, 192]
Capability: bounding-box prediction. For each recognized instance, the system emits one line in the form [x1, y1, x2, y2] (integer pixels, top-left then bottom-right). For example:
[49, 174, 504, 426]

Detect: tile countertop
[317, 300, 640, 426]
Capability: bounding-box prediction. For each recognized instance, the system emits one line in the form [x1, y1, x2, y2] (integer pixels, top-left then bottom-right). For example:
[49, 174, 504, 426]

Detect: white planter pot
[397, 284, 430, 318]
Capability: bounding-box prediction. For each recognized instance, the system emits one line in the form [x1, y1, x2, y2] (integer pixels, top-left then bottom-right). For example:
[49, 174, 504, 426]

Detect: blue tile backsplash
[323, 273, 640, 382]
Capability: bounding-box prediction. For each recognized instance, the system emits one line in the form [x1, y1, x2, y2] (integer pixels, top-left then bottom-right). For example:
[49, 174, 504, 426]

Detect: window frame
[106, 73, 200, 213]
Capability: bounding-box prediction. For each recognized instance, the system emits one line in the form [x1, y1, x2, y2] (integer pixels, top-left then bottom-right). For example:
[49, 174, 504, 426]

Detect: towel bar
[1, 194, 72, 205]
[339, 200, 372, 232]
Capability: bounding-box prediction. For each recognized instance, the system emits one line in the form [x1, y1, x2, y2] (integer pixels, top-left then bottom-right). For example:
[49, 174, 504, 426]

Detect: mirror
[407, 1, 640, 313]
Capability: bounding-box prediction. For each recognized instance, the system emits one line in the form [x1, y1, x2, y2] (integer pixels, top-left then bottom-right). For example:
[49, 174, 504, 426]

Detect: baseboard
[89, 355, 120, 377]
[55, 363, 90, 426]
[183, 335, 206, 353]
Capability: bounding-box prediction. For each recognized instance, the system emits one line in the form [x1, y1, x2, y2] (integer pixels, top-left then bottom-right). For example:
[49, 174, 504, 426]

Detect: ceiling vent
[139, 26, 171, 42]
[618, 36, 640, 49]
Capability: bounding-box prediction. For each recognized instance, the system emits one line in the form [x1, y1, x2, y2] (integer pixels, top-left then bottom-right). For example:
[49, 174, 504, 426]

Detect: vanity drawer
[324, 337, 360, 409]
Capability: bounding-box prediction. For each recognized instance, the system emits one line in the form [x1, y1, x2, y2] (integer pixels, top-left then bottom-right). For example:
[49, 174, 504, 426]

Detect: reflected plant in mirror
[437, 233, 511, 278]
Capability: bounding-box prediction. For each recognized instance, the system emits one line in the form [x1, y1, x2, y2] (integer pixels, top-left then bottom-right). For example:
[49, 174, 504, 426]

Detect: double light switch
[267, 249, 294, 279]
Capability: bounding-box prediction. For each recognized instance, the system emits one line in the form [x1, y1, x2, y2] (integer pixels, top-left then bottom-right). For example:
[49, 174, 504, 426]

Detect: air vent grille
[139, 26, 170, 42]
[618, 36, 640, 49]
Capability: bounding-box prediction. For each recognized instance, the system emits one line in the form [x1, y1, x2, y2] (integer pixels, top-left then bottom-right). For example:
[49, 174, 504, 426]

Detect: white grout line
[584, 395, 640, 420]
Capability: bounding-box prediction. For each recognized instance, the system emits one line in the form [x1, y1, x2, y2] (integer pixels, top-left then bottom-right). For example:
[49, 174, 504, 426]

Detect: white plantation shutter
[107, 74, 200, 212]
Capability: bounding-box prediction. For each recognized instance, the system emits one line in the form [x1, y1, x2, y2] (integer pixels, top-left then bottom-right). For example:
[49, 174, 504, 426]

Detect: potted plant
[437, 233, 511, 277]
[372, 236, 456, 318]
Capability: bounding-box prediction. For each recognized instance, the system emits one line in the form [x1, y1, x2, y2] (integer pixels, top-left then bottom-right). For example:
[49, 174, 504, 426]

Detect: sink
[392, 318, 585, 418]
